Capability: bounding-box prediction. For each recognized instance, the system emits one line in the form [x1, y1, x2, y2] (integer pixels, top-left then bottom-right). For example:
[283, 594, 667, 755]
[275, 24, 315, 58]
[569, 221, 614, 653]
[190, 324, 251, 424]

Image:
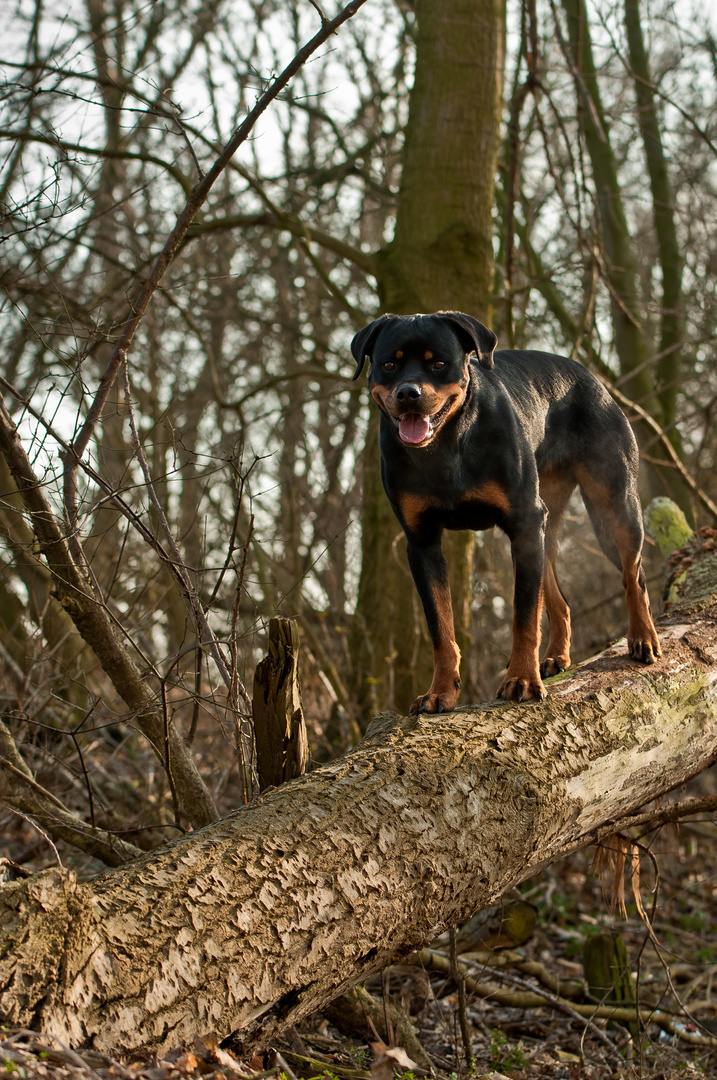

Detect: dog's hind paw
[628, 636, 661, 664]
[540, 654, 570, 678]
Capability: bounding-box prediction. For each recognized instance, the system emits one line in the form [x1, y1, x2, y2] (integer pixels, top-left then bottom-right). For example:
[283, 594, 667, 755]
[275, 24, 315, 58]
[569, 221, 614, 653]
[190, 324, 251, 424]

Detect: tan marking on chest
[397, 492, 442, 532]
[466, 482, 511, 514]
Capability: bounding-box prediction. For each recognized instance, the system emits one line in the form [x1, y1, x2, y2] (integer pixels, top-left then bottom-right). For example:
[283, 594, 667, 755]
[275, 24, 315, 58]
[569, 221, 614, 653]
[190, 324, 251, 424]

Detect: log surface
[1, 598, 717, 1053]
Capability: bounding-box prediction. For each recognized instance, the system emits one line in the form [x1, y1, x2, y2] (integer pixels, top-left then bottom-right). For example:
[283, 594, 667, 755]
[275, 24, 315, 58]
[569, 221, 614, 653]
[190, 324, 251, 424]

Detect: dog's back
[486, 349, 640, 477]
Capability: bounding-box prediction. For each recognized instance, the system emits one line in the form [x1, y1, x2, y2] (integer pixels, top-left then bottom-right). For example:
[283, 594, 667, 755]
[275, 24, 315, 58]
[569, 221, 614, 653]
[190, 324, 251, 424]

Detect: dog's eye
[383, 361, 396, 371]
[433, 361, 446, 370]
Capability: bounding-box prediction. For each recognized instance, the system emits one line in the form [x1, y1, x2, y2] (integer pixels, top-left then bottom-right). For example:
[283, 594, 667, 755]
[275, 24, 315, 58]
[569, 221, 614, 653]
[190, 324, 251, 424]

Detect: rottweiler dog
[351, 310, 660, 715]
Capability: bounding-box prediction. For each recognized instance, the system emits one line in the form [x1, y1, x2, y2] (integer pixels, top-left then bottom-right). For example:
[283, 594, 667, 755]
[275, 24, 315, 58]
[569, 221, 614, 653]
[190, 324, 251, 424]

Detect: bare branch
[186, 211, 378, 278]
[63, 0, 369, 493]
[0, 393, 219, 828]
[0, 719, 141, 866]
[600, 376, 717, 522]
[121, 360, 249, 708]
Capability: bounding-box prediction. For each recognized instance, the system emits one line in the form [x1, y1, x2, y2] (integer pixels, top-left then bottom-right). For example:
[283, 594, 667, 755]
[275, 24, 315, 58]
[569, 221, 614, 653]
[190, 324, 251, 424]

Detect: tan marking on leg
[411, 579, 461, 714]
[497, 585, 546, 701]
[615, 526, 661, 663]
[575, 465, 660, 663]
[542, 560, 571, 674]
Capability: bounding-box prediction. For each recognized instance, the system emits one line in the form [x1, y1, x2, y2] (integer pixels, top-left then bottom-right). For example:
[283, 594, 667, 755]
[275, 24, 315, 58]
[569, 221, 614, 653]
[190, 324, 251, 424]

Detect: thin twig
[6, 808, 63, 868]
[60, 0, 368, 543]
[381, 967, 394, 1048]
[121, 358, 249, 705]
[306, 0, 328, 24]
[1, 373, 237, 699]
[635, 839, 717, 1045]
[449, 929, 474, 1071]
[69, 703, 98, 828]
[597, 374, 717, 522]
[464, 954, 618, 1053]
[618, 794, 717, 837]
[160, 94, 205, 180]
[415, 949, 618, 1052]
[230, 512, 255, 802]
[273, 1053, 299, 1080]
[207, 461, 258, 608]
[0, 755, 72, 813]
[160, 680, 183, 832]
[230, 513, 254, 710]
[187, 642, 202, 747]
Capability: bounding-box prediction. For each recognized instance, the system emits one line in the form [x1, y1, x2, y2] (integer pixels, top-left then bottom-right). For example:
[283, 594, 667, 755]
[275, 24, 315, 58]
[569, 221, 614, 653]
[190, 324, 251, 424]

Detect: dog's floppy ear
[350, 314, 399, 380]
[437, 311, 498, 370]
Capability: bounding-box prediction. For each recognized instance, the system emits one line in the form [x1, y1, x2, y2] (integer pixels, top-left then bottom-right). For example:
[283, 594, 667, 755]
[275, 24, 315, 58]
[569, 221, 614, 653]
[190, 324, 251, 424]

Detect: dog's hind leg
[538, 467, 576, 677]
[577, 466, 661, 664]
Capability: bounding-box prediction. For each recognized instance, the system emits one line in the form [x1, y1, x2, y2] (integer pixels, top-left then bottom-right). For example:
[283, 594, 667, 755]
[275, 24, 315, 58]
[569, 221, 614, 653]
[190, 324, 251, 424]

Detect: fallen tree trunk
[1, 536, 717, 1055]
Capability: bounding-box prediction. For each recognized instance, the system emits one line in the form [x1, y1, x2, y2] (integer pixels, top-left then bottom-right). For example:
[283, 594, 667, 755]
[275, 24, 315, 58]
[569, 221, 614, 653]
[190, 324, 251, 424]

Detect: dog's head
[350, 311, 497, 448]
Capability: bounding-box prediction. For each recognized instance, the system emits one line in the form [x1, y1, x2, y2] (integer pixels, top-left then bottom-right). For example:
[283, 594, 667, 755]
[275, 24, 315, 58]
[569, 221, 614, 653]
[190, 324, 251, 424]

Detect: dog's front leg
[498, 509, 547, 702]
[405, 533, 461, 715]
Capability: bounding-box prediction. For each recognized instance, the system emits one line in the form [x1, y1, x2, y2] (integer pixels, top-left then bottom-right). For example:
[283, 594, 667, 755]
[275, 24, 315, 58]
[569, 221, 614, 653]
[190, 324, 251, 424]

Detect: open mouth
[393, 399, 454, 445]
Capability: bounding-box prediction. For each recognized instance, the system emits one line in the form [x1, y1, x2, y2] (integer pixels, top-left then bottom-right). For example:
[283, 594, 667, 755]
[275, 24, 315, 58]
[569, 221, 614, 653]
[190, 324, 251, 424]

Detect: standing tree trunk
[353, 0, 506, 717]
[2, 530, 716, 1056]
[623, 0, 691, 516]
[560, 0, 692, 514]
[560, 0, 654, 411]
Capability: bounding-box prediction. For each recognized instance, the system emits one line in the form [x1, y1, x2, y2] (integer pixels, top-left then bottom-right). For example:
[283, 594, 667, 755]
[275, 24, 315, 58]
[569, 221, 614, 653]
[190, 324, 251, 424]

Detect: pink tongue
[399, 413, 431, 444]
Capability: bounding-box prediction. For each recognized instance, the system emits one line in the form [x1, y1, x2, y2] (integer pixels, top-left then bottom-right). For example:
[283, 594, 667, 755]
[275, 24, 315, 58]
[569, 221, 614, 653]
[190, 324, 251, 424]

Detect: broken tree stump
[252, 617, 308, 791]
[583, 931, 636, 1034]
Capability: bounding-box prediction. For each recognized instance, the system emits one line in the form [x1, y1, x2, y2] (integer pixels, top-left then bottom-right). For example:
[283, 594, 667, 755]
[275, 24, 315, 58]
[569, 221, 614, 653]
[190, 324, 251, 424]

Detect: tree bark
[1, 539, 717, 1055]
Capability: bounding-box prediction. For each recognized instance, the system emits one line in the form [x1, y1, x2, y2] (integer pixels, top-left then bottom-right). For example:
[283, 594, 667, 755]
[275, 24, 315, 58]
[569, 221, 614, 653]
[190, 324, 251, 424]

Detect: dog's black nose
[396, 383, 422, 403]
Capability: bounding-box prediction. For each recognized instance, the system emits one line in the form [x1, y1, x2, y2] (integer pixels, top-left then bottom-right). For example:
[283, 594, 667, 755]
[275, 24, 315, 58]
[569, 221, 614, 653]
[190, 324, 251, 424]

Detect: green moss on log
[644, 497, 693, 558]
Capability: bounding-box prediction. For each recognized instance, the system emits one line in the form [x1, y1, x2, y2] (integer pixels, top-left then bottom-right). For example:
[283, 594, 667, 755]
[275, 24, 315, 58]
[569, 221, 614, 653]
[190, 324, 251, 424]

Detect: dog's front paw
[628, 634, 661, 664]
[496, 672, 546, 703]
[540, 654, 570, 678]
[409, 679, 461, 715]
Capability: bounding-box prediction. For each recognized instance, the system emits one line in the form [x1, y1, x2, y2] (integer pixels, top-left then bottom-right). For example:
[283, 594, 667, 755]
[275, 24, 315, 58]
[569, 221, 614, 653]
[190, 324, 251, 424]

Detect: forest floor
[3, 772, 717, 1080]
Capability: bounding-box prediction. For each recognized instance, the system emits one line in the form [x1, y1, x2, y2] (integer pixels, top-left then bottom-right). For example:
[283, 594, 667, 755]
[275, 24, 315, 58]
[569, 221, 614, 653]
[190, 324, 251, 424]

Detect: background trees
[1, 0, 717, 876]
